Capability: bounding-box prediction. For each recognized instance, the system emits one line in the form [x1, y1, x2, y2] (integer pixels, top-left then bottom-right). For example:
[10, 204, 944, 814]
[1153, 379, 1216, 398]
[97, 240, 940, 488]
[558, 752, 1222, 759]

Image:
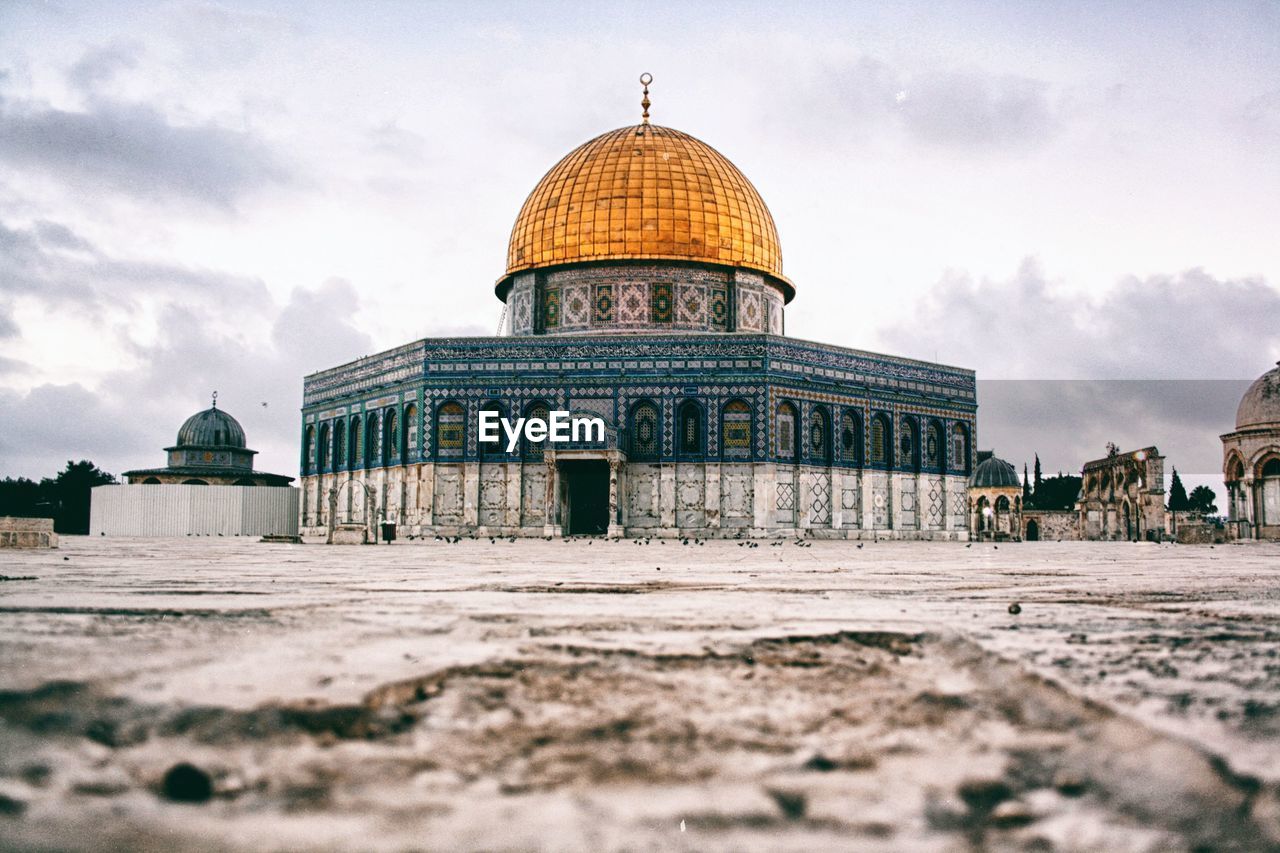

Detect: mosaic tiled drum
[299, 90, 978, 539]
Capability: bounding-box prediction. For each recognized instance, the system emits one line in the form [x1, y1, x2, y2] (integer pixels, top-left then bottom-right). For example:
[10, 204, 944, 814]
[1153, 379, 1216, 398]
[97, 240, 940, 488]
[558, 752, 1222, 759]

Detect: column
[607, 455, 623, 538]
[543, 453, 559, 537]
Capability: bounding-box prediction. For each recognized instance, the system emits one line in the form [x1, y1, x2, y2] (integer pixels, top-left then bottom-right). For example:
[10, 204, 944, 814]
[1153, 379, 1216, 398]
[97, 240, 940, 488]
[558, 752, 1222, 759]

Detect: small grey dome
[970, 454, 1020, 489]
[176, 407, 247, 449]
[1236, 362, 1280, 430]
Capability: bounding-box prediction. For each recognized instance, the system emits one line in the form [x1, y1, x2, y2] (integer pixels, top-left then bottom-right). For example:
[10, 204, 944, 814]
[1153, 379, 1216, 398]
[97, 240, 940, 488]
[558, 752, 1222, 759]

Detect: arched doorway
[1122, 501, 1132, 541]
[1025, 519, 1040, 541]
[1260, 457, 1280, 529]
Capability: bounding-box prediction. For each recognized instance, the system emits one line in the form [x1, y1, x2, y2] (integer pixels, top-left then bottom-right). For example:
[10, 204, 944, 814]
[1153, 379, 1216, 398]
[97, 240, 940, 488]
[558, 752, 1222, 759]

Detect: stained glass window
[810, 408, 829, 463]
[631, 401, 659, 460]
[950, 423, 968, 472]
[722, 399, 751, 459]
[871, 414, 889, 465]
[437, 402, 465, 458]
[777, 403, 797, 460]
[478, 404, 503, 458]
[899, 419, 916, 468]
[678, 401, 701, 456]
[382, 410, 398, 465]
[525, 402, 550, 459]
[404, 404, 418, 457]
[303, 426, 315, 474]
[840, 411, 860, 465]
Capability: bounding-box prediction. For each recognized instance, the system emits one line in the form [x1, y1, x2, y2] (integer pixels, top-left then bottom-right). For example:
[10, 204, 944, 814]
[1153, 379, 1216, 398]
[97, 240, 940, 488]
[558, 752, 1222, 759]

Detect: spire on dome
[639, 72, 652, 125]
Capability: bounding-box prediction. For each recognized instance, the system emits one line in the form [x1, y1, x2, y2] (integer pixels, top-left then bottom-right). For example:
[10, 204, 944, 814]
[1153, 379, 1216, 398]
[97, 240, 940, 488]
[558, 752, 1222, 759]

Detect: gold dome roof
[500, 124, 791, 301]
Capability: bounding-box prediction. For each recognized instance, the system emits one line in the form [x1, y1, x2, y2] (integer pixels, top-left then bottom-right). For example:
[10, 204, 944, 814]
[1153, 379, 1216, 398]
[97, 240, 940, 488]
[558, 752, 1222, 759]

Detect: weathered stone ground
[1, 537, 1279, 851]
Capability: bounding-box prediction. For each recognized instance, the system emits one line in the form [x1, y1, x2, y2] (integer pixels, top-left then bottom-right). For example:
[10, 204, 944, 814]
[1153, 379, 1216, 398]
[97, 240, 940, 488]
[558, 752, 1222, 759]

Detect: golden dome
[500, 124, 791, 301]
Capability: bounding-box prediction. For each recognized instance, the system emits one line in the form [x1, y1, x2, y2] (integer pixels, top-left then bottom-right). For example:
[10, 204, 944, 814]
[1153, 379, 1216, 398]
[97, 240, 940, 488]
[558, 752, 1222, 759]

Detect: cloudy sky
[1, 0, 1277, 497]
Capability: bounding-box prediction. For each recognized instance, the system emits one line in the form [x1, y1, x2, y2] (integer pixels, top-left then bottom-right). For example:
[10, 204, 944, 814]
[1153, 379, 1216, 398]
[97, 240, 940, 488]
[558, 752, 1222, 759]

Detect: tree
[1189, 485, 1218, 515]
[1, 461, 119, 534]
[1023, 463, 1032, 504]
[1168, 468, 1189, 511]
[45, 461, 118, 534]
[1031, 474, 1083, 511]
[0, 477, 46, 518]
[1033, 454, 1043, 498]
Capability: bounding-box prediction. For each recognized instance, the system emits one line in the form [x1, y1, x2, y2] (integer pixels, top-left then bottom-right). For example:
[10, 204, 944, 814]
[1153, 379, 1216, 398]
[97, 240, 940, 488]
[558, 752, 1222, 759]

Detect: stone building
[123, 400, 293, 487]
[298, 82, 977, 540]
[1078, 445, 1166, 541]
[968, 451, 1022, 540]
[93, 400, 298, 538]
[1222, 361, 1280, 540]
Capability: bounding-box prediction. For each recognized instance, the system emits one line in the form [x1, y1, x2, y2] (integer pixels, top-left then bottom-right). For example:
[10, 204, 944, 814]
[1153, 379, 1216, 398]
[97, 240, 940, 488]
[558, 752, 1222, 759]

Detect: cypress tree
[1168, 468, 1189, 511]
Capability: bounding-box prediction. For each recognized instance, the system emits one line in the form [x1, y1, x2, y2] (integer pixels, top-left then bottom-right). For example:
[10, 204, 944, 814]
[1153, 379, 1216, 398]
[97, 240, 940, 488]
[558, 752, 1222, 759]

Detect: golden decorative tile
[504, 124, 788, 295]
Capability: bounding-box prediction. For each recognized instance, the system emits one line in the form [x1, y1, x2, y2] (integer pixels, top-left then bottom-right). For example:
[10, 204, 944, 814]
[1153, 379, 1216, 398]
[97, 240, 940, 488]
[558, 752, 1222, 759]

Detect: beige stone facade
[0, 516, 57, 549]
[300, 459, 972, 540]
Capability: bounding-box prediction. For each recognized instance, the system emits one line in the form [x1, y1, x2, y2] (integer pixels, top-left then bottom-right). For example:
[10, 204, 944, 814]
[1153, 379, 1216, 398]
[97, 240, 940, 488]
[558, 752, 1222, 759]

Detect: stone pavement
[1, 537, 1278, 850]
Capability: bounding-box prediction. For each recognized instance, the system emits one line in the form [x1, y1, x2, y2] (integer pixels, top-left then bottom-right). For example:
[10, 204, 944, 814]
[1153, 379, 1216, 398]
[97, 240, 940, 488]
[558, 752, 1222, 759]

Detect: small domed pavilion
[1222, 361, 1280, 540]
[968, 451, 1022, 541]
[123, 396, 293, 487]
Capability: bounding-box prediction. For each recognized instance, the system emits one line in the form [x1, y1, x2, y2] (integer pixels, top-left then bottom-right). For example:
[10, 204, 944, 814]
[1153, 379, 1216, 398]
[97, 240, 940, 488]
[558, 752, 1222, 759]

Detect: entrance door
[561, 460, 610, 535]
[1025, 519, 1039, 541]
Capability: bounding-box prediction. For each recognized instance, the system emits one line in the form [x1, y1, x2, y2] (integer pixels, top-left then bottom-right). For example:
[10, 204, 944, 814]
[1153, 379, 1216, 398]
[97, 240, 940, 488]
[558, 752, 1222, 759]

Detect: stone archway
[1025, 519, 1040, 541]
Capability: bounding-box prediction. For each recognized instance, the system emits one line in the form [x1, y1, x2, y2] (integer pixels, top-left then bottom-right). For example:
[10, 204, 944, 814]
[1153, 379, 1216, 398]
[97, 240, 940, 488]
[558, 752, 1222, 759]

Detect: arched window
[182, 479, 209, 486]
[996, 495, 1011, 512]
[1264, 458, 1280, 478]
[677, 401, 702, 458]
[810, 407, 830, 464]
[899, 418, 919, 471]
[348, 419, 361, 470]
[318, 423, 330, 471]
[721, 399, 752, 460]
[142, 477, 161, 484]
[303, 425, 315, 474]
[776, 402, 799, 461]
[403, 403, 418, 459]
[478, 402, 504, 459]
[630, 400, 659, 461]
[926, 420, 942, 469]
[333, 419, 345, 469]
[840, 410, 863, 466]
[382, 409, 398, 466]
[870, 413, 892, 466]
[233, 478, 256, 486]
[950, 423, 969, 474]
[436, 401, 465, 460]
[365, 412, 378, 466]
[524, 401, 551, 459]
